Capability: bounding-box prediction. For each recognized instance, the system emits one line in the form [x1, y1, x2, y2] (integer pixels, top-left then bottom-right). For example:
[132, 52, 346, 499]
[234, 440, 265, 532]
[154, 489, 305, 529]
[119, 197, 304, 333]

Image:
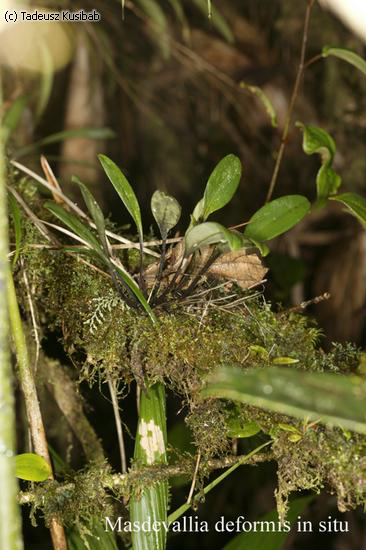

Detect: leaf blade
[202, 366, 366, 435]
[244, 195, 310, 242]
[330, 192, 366, 227]
[203, 155, 242, 220]
[98, 154, 143, 243]
[151, 190, 181, 239]
[15, 453, 51, 481]
[322, 46, 366, 76]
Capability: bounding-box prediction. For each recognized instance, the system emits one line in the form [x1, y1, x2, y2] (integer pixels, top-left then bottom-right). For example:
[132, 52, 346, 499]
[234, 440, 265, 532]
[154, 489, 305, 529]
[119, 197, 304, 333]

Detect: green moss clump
[15, 208, 366, 519]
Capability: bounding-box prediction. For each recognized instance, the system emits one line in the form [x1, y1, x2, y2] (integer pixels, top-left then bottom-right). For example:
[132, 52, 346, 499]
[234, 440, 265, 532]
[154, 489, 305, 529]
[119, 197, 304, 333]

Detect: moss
[14, 201, 366, 520]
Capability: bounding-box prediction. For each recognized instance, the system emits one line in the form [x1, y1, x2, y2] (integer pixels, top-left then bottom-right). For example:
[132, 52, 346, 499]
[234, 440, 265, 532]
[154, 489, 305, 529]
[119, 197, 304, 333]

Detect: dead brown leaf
[143, 241, 267, 292]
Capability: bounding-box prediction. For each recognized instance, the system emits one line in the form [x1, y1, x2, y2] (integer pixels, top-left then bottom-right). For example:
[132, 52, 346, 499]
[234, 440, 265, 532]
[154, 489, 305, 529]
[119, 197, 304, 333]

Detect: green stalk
[0, 75, 24, 550]
[130, 382, 168, 550]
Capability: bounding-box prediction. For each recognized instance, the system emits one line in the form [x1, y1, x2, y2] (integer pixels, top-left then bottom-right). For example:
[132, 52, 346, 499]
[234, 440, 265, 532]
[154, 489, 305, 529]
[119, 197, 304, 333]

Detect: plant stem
[107, 377, 127, 473]
[7, 271, 68, 550]
[265, 0, 315, 203]
[0, 72, 24, 550]
[168, 440, 272, 524]
[130, 383, 168, 550]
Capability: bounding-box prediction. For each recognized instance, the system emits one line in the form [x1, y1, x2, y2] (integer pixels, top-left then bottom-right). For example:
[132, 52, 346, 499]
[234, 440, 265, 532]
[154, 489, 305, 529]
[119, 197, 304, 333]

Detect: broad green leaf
[15, 453, 51, 481]
[316, 163, 341, 202]
[184, 222, 249, 256]
[131, 383, 168, 550]
[244, 196, 310, 242]
[16, 127, 115, 158]
[296, 122, 341, 200]
[296, 122, 336, 161]
[67, 520, 118, 550]
[151, 190, 181, 239]
[3, 95, 28, 143]
[72, 176, 108, 252]
[322, 46, 366, 76]
[44, 201, 103, 254]
[191, 0, 234, 43]
[203, 155, 242, 220]
[330, 192, 366, 227]
[98, 154, 143, 244]
[227, 419, 261, 439]
[202, 366, 366, 435]
[9, 194, 22, 267]
[222, 495, 314, 550]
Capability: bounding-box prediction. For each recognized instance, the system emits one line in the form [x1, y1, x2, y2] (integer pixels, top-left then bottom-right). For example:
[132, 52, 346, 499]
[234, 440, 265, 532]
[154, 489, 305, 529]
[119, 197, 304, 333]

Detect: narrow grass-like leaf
[202, 366, 366, 435]
[222, 495, 314, 550]
[151, 190, 181, 239]
[244, 195, 310, 242]
[3, 95, 28, 143]
[98, 154, 143, 243]
[296, 122, 341, 200]
[185, 222, 249, 256]
[111, 263, 157, 324]
[15, 453, 51, 481]
[203, 154, 242, 220]
[16, 127, 115, 158]
[191, 0, 234, 43]
[322, 46, 366, 76]
[136, 0, 170, 58]
[72, 176, 108, 252]
[241, 83, 277, 127]
[9, 194, 22, 267]
[330, 192, 366, 227]
[44, 201, 103, 253]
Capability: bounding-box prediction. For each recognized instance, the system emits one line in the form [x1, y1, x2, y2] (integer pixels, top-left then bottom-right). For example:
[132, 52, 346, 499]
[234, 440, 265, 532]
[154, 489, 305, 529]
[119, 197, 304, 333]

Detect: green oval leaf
[330, 192, 366, 227]
[72, 176, 108, 252]
[227, 419, 261, 439]
[202, 366, 366, 435]
[151, 190, 181, 239]
[244, 195, 310, 242]
[98, 154, 143, 243]
[184, 222, 249, 256]
[15, 453, 51, 481]
[322, 46, 366, 76]
[202, 154, 242, 220]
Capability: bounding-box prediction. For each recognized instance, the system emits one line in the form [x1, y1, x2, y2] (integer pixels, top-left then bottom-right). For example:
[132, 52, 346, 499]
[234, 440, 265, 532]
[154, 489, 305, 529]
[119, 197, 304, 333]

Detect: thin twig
[265, 0, 315, 203]
[22, 262, 40, 371]
[107, 378, 127, 473]
[18, 450, 273, 505]
[186, 451, 201, 504]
